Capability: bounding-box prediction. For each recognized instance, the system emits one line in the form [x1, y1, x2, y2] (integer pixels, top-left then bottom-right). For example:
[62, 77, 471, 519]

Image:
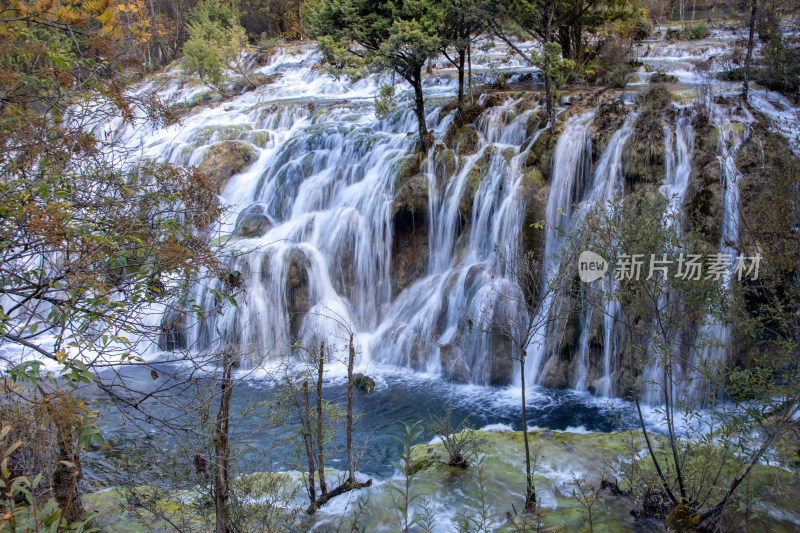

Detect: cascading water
[83, 31, 794, 404]
[641, 113, 696, 404]
[368, 97, 541, 384]
[571, 112, 638, 396]
[519, 112, 594, 387]
[685, 103, 751, 398]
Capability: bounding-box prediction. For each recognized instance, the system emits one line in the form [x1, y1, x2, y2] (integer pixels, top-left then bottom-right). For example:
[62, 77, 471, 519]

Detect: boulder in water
[234, 203, 273, 237]
[352, 373, 376, 392]
[198, 140, 257, 193]
[159, 305, 188, 351]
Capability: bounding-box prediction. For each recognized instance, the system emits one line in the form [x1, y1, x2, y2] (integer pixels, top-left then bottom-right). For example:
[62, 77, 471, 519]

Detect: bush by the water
[681, 22, 710, 40]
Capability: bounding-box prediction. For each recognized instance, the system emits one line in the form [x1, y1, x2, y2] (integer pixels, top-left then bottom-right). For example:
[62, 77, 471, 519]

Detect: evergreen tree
[305, 0, 443, 151]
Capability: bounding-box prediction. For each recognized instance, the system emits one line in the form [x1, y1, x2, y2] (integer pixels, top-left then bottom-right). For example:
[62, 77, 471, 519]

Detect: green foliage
[375, 84, 398, 120]
[0, 426, 98, 533]
[578, 188, 800, 528]
[389, 421, 427, 532]
[604, 63, 635, 88]
[680, 21, 709, 40]
[533, 42, 576, 91]
[629, 9, 654, 41]
[305, 0, 442, 148]
[756, 34, 800, 97]
[427, 403, 480, 467]
[184, 0, 252, 89]
[306, 0, 442, 72]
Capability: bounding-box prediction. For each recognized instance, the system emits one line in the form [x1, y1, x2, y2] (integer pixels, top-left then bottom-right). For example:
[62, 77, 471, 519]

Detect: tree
[184, 0, 259, 94]
[438, 0, 486, 125]
[579, 191, 800, 530]
[554, 0, 632, 63]
[305, 0, 442, 151]
[1, 5, 237, 525]
[488, 0, 562, 129]
[742, 0, 758, 100]
[474, 241, 577, 512]
[273, 316, 372, 515]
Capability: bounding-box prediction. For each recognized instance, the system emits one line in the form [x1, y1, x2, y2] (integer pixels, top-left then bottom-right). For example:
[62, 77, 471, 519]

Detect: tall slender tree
[439, 0, 487, 125]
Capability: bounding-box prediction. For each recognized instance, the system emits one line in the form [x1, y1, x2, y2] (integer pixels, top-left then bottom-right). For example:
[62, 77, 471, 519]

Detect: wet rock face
[439, 342, 471, 383]
[284, 249, 311, 341]
[234, 203, 273, 237]
[526, 125, 558, 182]
[591, 100, 629, 156]
[520, 168, 548, 260]
[198, 140, 257, 192]
[159, 306, 188, 351]
[684, 113, 723, 246]
[620, 91, 674, 193]
[487, 330, 514, 386]
[737, 123, 800, 271]
[391, 155, 429, 296]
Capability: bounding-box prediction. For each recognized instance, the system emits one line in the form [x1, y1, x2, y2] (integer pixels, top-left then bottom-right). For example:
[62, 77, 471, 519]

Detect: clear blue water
[85, 361, 638, 482]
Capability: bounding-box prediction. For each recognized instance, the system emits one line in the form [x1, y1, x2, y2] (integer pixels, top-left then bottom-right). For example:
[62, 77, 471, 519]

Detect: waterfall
[517, 111, 595, 388]
[368, 98, 540, 384]
[684, 104, 751, 398]
[641, 114, 696, 404]
[83, 34, 777, 405]
[570, 112, 638, 395]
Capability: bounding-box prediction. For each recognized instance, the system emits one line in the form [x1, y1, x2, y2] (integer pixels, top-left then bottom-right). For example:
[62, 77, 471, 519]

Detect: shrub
[681, 22, 709, 41]
[630, 10, 654, 41]
[605, 63, 635, 88]
[757, 34, 800, 98]
[427, 404, 480, 468]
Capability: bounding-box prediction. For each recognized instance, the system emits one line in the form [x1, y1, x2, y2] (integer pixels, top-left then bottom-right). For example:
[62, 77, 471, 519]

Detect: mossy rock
[352, 373, 376, 392]
[393, 152, 425, 191]
[526, 128, 558, 182]
[193, 124, 254, 146]
[233, 203, 274, 238]
[650, 72, 679, 84]
[621, 113, 667, 192]
[444, 125, 480, 154]
[638, 85, 672, 116]
[198, 140, 258, 193]
[591, 99, 630, 156]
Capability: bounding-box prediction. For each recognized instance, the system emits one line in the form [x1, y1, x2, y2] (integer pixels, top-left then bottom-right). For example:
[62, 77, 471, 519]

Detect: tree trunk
[347, 333, 356, 483]
[306, 333, 373, 514]
[559, 27, 571, 61]
[545, 1, 556, 130]
[408, 65, 429, 152]
[743, 0, 757, 101]
[52, 427, 85, 524]
[519, 353, 536, 511]
[457, 48, 466, 126]
[214, 349, 234, 533]
[468, 42, 474, 104]
[573, 22, 583, 64]
[544, 74, 556, 130]
[316, 341, 327, 498]
[302, 380, 317, 506]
